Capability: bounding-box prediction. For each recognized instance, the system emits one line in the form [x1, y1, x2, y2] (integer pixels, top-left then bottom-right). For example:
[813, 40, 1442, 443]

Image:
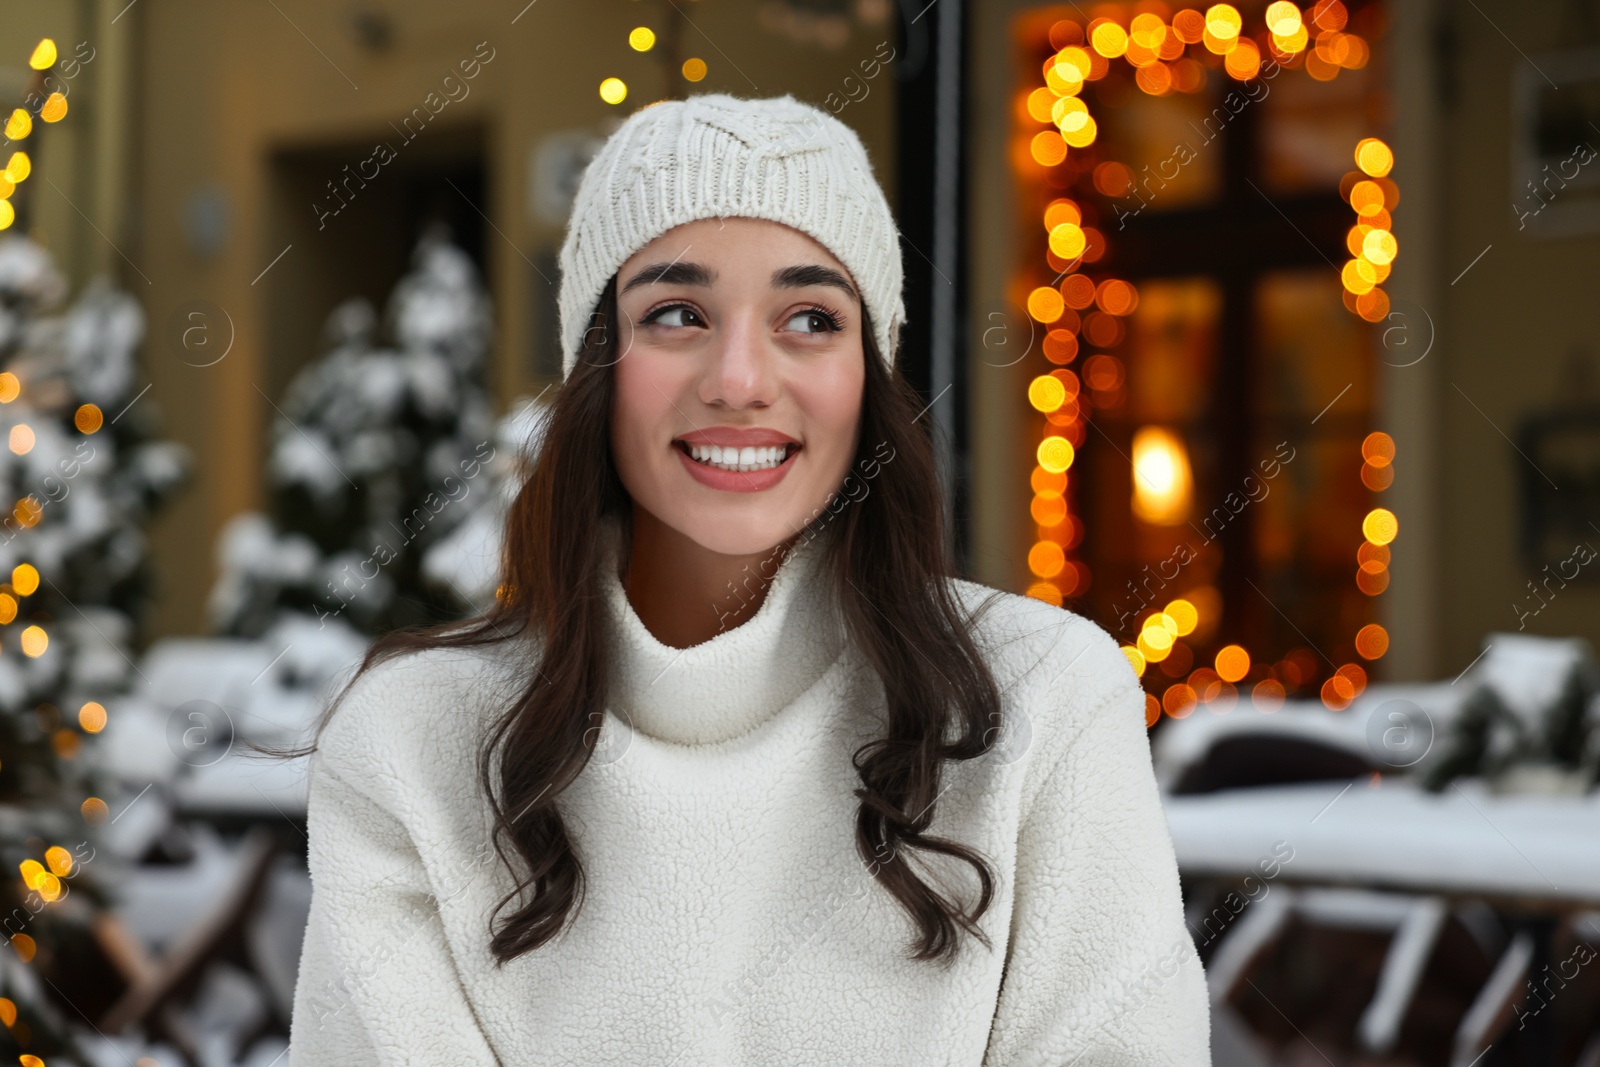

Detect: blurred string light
[1014, 5, 1391, 723]
[1130, 426, 1193, 524]
[28, 39, 56, 69]
[0, 41, 100, 993]
[0, 39, 69, 233]
[1343, 136, 1398, 321]
[611, 23, 710, 103]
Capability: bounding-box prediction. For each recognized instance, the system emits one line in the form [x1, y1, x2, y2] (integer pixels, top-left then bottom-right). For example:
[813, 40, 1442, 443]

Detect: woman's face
[609, 217, 866, 558]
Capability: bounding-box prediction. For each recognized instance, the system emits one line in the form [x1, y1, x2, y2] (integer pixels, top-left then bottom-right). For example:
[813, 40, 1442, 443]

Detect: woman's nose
[699, 313, 779, 407]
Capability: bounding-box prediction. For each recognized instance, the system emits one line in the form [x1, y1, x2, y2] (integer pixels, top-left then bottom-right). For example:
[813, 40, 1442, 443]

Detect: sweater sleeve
[981, 675, 1212, 1067]
[289, 751, 501, 1066]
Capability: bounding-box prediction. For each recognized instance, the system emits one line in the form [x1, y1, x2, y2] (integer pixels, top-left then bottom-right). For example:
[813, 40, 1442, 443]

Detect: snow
[1153, 625, 1600, 791]
[419, 390, 553, 609]
[108, 822, 251, 952]
[212, 228, 497, 639]
[1453, 931, 1535, 1062]
[136, 638, 282, 711]
[174, 751, 310, 818]
[63, 275, 144, 407]
[92, 696, 184, 785]
[1472, 631, 1596, 729]
[1164, 776, 1600, 902]
[1151, 680, 1476, 790]
[181, 961, 273, 1067]
[95, 779, 176, 861]
[1202, 887, 1292, 1004]
[1356, 895, 1447, 1053]
[247, 858, 314, 1022]
[421, 504, 501, 611]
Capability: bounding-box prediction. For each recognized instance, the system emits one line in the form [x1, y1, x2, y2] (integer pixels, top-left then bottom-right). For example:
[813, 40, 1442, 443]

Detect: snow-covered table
[1164, 777, 1600, 907]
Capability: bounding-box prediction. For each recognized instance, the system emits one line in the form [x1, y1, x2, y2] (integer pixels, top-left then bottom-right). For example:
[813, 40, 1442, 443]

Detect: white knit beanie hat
[556, 92, 905, 381]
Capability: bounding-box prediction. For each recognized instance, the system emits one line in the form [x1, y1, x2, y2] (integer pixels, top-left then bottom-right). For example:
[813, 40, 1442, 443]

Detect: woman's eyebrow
[619, 261, 858, 303]
[772, 264, 858, 303]
[621, 261, 714, 294]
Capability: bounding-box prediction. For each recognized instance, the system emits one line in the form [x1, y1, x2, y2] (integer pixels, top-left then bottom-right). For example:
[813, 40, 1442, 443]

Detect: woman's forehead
[622, 217, 849, 276]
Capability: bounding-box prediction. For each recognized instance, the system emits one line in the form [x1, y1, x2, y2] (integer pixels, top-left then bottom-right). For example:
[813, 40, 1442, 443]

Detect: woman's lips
[674, 440, 799, 493]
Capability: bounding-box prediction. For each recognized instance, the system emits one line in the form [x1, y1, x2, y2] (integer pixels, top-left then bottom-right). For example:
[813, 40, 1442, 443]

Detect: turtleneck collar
[599, 516, 847, 747]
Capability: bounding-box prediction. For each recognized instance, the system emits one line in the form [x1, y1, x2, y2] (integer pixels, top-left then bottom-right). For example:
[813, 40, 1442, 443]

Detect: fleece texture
[556, 92, 906, 379]
[288, 522, 1211, 1065]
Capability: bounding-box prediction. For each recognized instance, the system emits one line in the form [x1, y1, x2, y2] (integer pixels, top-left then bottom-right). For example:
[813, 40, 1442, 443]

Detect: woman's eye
[646, 305, 702, 328]
[784, 310, 837, 334]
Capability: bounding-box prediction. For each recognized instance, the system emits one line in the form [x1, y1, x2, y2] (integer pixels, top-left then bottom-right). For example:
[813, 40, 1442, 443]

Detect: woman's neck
[621, 509, 798, 649]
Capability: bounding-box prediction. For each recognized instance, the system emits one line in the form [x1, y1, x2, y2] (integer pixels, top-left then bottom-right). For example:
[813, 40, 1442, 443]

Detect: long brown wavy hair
[272, 275, 1008, 967]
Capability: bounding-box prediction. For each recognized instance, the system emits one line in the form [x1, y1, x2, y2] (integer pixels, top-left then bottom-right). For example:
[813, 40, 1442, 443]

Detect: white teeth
[684, 443, 792, 472]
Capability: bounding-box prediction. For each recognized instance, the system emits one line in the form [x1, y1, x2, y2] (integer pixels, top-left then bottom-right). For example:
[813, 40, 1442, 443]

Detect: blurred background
[0, 0, 1596, 1064]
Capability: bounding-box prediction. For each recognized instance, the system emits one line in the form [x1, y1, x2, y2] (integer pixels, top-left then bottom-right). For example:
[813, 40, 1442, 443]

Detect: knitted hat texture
[556, 93, 904, 380]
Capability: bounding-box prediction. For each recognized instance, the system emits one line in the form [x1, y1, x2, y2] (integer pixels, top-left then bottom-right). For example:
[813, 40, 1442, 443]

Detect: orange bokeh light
[1361, 461, 1394, 490]
[1031, 492, 1067, 526]
[1215, 644, 1250, 683]
[1028, 286, 1066, 323]
[1030, 130, 1068, 167]
[1163, 683, 1198, 718]
[1028, 540, 1066, 578]
[1252, 678, 1286, 711]
[1095, 278, 1139, 315]
[1061, 273, 1098, 308]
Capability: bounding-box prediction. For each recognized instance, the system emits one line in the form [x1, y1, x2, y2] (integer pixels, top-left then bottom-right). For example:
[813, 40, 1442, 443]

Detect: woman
[288, 92, 1210, 1065]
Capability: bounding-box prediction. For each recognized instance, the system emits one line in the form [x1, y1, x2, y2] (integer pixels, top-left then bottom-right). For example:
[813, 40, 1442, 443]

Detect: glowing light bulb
[1037, 435, 1076, 473]
[1363, 507, 1399, 545]
[3, 152, 31, 184]
[1266, 1, 1303, 35]
[1131, 426, 1193, 524]
[20, 624, 47, 657]
[29, 39, 57, 70]
[12, 563, 39, 595]
[1216, 645, 1252, 683]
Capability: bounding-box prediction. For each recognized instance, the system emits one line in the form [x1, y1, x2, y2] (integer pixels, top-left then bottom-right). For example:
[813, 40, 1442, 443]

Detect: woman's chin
[664, 512, 808, 562]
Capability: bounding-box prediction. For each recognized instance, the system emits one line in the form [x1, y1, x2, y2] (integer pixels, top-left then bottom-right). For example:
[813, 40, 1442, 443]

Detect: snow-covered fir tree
[421, 390, 552, 616]
[209, 225, 496, 638]
[0, 233, 189, 1063]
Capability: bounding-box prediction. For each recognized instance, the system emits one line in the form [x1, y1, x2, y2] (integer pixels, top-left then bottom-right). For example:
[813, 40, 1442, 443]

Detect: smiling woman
[609, 217, 869, 638]
[285, 93, 1211, 1066]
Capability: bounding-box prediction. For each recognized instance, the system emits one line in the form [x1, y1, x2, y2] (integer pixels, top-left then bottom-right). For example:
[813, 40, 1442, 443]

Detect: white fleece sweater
[288, 522, 1211, 1065]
